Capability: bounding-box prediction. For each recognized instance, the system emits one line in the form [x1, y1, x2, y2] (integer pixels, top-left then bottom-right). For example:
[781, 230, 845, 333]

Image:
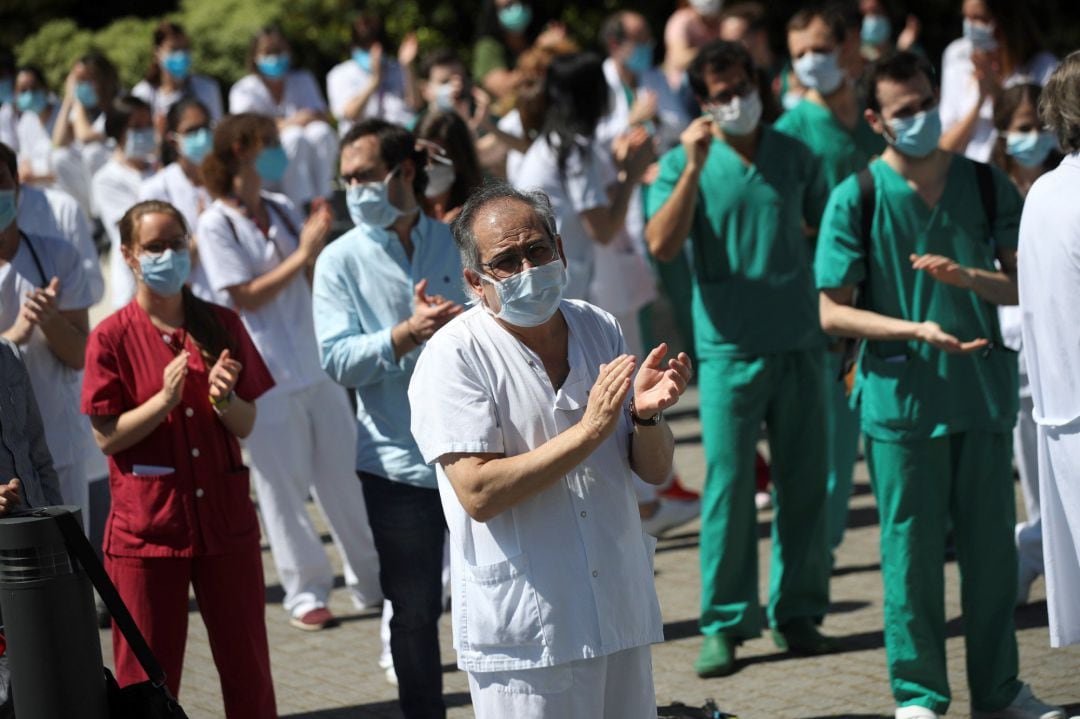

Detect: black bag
[53, 511, 188, 719]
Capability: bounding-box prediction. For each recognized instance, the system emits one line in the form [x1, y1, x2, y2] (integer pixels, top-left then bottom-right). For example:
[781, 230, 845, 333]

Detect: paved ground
[95, 384, 1080, 718]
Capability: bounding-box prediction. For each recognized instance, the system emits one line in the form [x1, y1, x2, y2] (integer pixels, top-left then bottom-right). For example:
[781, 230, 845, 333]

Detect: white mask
[792, 50, 845, 95]
[425, 159, 456, 198]
[709, 90, 762, 136]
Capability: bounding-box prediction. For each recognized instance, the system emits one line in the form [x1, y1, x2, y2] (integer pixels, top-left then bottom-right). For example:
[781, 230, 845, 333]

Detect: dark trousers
[359, 472, 446, 719]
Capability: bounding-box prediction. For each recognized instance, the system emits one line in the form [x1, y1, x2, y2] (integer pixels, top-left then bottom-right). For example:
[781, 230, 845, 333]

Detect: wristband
[630, 398, 662, 426]
[210, 390, 235, 414]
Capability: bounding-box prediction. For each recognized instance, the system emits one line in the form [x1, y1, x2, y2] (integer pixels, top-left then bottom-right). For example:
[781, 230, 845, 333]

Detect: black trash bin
[0, 507, 108, 719]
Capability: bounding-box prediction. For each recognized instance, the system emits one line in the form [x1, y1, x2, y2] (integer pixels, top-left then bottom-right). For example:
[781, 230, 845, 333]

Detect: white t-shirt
[408, 300, 663, 672]
[16, 185, 104, 306]
[132, 75, 225, 122]
[0, 232, 94, 469]
[14, 105, 59, 179]
[92, 158, 153, 309]
[498, 109, 528, 186]
[514, 135, 610, 303]
[137, 163, 220, 304]
[196, 193, 324, 395]
[228, 71, 328, 118]
[0, 102, 17, 151]
[326, 57, 414, 136]
[940, 39, 1058, 162]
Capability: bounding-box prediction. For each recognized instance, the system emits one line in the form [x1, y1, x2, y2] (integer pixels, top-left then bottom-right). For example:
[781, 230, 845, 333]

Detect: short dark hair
[104, 95, 151, 141]
[786, 6, 847, 46]
[0, 142, 16, 183]
[450, 180, 558, 273]
[599, 12, 628, 49]
[865, 51, 936, 114]
[16, 65, 47, 90]
[341, 118, 428, 198]
[419, 48, 463, 81]
[688, 41, 755, 99]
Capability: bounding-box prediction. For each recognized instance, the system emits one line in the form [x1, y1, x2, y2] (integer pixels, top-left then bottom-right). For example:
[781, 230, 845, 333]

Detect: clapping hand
[407, 279, 463, 343]
[910, 253, 974, 289]
[0, 479, 21, 515]
[208, 349, 243, 403]
[632, 343, 692, 419]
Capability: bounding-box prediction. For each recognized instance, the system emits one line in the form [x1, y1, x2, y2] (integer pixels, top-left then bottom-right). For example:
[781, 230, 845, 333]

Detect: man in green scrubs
[645, 40, 834, 678]
[775, 7, 886, 566]
[815, 52, 1063, 719]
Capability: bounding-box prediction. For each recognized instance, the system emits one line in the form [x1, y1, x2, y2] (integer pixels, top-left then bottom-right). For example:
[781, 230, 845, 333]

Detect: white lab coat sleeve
[564, 147, 610, 215]
[194, 209, 256, 293]
[63, 196, 104, 304]
[326, 64, 353, 121]
[408, 329, 505, 464]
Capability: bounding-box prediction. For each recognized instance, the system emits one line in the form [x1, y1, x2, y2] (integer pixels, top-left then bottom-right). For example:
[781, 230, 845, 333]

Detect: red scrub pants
[105, 549, 277, 719]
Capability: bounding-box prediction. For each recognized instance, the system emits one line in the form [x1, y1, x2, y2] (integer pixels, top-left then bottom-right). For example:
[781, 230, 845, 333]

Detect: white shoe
[1016, 555, 1040, 606]
[755, 491, 772, 511]
[971, 684, 1065, 719]
[384, 665, 398, 687]
[641, 498, 700, 537]
[896, 706, 939, 719]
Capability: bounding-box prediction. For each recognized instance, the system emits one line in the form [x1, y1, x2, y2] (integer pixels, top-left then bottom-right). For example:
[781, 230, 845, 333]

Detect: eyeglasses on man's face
[481, 240, 559, 280]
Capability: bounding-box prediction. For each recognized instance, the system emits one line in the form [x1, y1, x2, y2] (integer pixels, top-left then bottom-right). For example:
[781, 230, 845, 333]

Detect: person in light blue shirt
[312, 118, 465, 719]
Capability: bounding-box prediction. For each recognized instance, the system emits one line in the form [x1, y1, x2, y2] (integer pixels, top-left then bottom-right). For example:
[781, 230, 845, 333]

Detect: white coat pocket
[463, 553, 546, 650]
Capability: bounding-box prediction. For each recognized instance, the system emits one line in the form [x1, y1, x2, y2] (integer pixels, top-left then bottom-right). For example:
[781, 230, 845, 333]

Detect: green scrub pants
[824, 350, 861, 565]
[866, 431, 1023, 714]
[698, 349, 830, 639]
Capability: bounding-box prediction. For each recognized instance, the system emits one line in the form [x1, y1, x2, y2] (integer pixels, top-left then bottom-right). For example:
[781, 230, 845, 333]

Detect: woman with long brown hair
[132, 21, 224, 133]
[195, 113, 382, 631]
[81, 200, 277, 717]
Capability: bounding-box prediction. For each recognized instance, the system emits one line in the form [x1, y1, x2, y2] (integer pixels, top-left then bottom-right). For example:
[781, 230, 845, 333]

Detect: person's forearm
[71, 106, 100, 144]
[820, 297, 920, 341]
[390, 319, 421, 361]
[52, 97, 75, 147]
[343, 79, 381, 121]
[217, 397, 256, 438]
[40, 319, 88, 370]
[93, 393, 174, 456]
[228, 249, 310, 311]
[403, 66, 421, 110]
[969, 269, 1018, 306]
[447, 423, 605, 522]
[630, 421, 674, 485]
[938, 100, 982, 153]
[487, 125, 533, 153]
[645, 166, 700, 261]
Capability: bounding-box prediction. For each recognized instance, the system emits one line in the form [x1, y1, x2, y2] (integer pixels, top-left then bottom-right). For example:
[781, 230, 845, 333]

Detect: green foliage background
[5, 0, 1079, 97]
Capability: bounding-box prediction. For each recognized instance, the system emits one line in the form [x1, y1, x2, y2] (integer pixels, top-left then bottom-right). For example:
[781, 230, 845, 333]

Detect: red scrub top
[82, 301, 275, 558]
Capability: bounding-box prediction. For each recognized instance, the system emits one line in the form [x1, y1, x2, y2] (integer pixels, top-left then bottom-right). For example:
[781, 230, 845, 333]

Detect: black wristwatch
[630, 398, 662, 426]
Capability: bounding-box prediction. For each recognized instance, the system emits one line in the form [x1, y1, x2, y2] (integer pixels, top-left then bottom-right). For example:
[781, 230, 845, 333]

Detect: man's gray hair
[450, 180, 559, 273]
[1040, 50, 1080, 155]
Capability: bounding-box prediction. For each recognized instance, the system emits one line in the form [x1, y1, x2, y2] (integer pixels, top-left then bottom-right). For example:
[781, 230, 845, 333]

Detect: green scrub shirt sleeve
[988, 164, 1023, 250]
[814, 174, 866, 290]
[644, 145, 687, 220]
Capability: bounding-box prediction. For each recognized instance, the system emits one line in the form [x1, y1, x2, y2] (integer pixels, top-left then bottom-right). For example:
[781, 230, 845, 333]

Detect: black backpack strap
[856, 168, 875, 264]
[53, 511, 168, 687]
[264, 198, 299, 240]
[973, 160, 997, 232]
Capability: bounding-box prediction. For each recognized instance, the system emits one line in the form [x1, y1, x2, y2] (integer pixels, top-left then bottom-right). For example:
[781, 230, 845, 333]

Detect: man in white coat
[1018, 50, 1080, 650]
[409, 183, 693, 718]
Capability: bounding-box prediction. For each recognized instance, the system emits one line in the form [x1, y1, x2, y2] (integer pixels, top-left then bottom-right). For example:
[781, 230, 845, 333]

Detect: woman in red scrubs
[81, 199, 277, 718]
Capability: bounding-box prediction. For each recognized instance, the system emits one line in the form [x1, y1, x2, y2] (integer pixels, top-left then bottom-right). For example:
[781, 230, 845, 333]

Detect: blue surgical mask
[0, 189, 16, 231]
[75, 81, 99, 108]
[16, 90, 48, 115]
[139, 248, 191, 296]
[352, 48, 373, 73]
[861, 14, 892, 46]
[179, 127, 212, 164]
[1006, 131, 1056, 169]
[255, 145, 288, 183]
[963, 18, 998, 52]
[434, 83, 456, 111]
[480, 257, 566, 327]
[626, 43, 654, 76]
[162, 50, 192, 80]
[346, 167, 404, 228]
[0, 78, 12, 105]
[793, 50, 844, 95]
[256, 54, 291, 79]
[885, 107, 942, 159]
[498, 3, 533, 33]
[125, 127, 157, 161]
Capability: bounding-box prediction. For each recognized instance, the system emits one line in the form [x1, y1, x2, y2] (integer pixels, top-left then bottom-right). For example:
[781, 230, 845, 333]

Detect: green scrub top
[646, 126, 829, 359]
[774, 99, 886, 190]
[814, 155, 1023, 441]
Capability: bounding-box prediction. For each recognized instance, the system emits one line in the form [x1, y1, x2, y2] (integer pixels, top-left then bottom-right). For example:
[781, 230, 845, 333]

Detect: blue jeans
[359, 472, 446, 719]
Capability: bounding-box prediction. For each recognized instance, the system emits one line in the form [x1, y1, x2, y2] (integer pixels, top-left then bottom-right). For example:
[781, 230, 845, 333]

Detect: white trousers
[277, 121, 339, 205]
[1015, 392, 1043, 575]
[245, 380, 381, 617]
[468, 645, 657, 719]
[1038, 421, 1080, 647]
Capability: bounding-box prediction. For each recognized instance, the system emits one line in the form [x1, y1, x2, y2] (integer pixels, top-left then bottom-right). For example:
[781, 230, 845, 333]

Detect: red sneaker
[659, 475, 701, 502]
[290, 607, 337, 632]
